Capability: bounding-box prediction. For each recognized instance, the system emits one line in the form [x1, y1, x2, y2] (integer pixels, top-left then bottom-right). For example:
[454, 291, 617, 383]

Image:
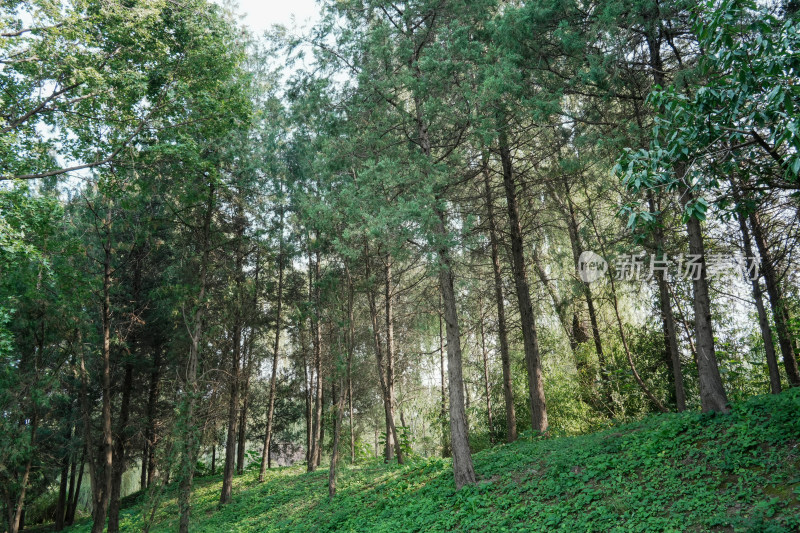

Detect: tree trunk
[655, 269, 687, 411]
[328, 378, 346, 499]
[346, 267, 356, 464]
[78, 326, 101, 533]
[481, 166, 517, 442]
[439, 304, 450, 457]
[498, 129, 548, 432]
[90, 217, 114, 533]
[143, 345, 161, 489]
[348, 362, 355, 464]
[561, 188, 614, 414]
[330, 281, 354, 498]
[581, 191, 669, 413]
[644, 194, 687, 412]
[308, 243, 324, 472]
[236, 357, 250, 476]
[384, 254, 404, 464]
[109, 244, 144, 532]
[9, 414, 37, 533]
[641, 24, 688, 411]
[680, 187, 729, 412]
[302, 325, 311, 466]
[477, 296, 493, 438]
[107, 362, 134, 533]
[608, 271, 669, 413]
[220, 342, 241, 504]
[317, 383, 325, 467]
[63, 438, 78, 527]
[237, 254, 261, 477]
[737, 211, 782, 393]
[543, 180, 614, 416]
[365, 246, 402, 463]
[411, 62, 474, 485]
[66, 447, 85, 526]
[434, 206, 477, 489]
[221, 210, 246, 504]
[178, 182, 215, 533]
[260, 220, 284, 481]
[55, 426, 71, 531]
[749, 210, 800, 386]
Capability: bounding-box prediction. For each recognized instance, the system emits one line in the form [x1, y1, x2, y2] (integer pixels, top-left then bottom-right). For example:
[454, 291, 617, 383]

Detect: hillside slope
[67, 389, 800, 532]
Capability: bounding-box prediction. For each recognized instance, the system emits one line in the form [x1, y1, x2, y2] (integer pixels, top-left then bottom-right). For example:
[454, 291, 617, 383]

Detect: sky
[226, 0, 322, 35]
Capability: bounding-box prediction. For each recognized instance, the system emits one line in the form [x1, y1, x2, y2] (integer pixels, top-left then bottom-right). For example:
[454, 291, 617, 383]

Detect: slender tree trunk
[439, 303, 449, 457]
[236, 354, 250, 475]
[66, 446, 84, 525]
[348, 363, 355, 464]
[365, 246, 401, 463]
[107, 362, 133, 533]
[237, 257, 261, 477]
[498, 129, 548, 432]
[560, 188, 614, 413]
[481, 167, 517, 442]
[372, 294, 398, 463]
[749, 210, 800, 386]
[317, 383, 325, 467]
[330, 281, 354, 497]
[477, 296, 493, 438]
[221, 211, 246, 504]
[581, 191, 668, 413]
[79, 326, 101, 533]
[531, 234, 602, 412]
[655, 268, 686, 411]
[737, 211, 782, 393]
[178, 182, 215, 533]
[667, 283, 699, 364]
[543, 180, 612, 415]
[260, 218, 285, 481]
[680, 187, 729, 412]
[55, 459, 69, 530]
[641, 27, 688, 411]
[63, 437, 78, 526]
[644, 194, 687, 412]
[89, 217, 114, 533]
[144, 345, 161, 489]
[55, 426, 71, 531]
[410, 59, 474, 485]
[220, 341, 241, 504]
[9, 414, 36, 533]
[608, 273, 669, 413]
[434, 206, 477, 489]
[302, 325, 311, 467]
[109, 245, 144, 532]
[645, 26, 723, 409]
[328, 378, 346, 499]
[139, 445, 147, 494]
[384, 254, 404, 464]
[308, 242, 324, 472]
[346, 268, 356, 464]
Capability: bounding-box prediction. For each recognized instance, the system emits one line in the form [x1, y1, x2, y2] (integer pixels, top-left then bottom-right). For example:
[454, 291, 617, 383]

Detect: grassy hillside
[67, 389, 800, 532]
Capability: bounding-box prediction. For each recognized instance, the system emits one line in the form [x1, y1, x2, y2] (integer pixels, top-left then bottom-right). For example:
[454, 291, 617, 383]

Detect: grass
[66, 388, 800, 532]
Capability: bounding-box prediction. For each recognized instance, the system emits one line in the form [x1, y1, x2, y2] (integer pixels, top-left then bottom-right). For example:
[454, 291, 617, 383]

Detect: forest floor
[64, 388, 800, 532]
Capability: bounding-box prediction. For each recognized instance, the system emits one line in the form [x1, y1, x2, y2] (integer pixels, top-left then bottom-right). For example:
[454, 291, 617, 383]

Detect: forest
[1, 0, 799, 531]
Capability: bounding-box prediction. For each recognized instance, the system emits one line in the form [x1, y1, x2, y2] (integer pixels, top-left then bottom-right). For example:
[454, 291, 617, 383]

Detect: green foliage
[64, 389, 800, 532]
[378, 426, 416, 462]
[618, 0, 800, 226]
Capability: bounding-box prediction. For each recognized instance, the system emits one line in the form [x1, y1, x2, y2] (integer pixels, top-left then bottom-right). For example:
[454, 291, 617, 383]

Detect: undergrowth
[65, 388, 800, 532]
